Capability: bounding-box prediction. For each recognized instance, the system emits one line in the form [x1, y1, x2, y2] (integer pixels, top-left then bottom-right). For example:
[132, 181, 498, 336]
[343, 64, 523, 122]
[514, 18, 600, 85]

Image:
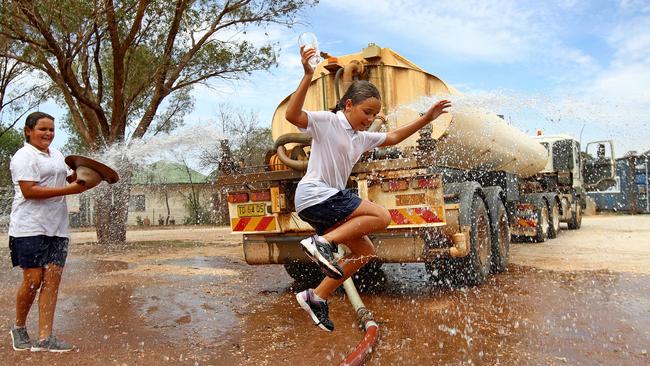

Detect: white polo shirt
[295, 110, 386, 213]
[9, 143, 71, 238]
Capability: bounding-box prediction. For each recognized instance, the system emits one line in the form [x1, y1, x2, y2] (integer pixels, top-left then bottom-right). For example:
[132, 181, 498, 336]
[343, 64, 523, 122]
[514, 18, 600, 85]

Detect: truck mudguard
[444, 181, 484, 227]
[520, 192, 548, 207]
[482, 186, 507, 223]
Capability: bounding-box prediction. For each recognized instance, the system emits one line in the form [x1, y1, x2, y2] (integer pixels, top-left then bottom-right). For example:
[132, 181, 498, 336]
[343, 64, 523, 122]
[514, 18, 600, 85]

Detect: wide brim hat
[64, 155, 120, 184]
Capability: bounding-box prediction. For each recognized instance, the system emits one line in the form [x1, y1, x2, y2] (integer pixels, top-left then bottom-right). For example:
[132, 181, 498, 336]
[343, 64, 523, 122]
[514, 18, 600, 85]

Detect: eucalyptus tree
[0, 0, 316, 243]
[0, 37, 49, 139]
[200, 103, 272, 172]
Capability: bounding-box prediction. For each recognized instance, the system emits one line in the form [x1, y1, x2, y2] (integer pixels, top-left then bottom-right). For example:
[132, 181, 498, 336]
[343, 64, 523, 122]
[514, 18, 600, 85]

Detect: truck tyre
[548, 199, 560, 239]
[352, 260, 385, 291]
[432, 195, 492, 287]
[490, 200, 510, 273]
[534, 200, 549, 243]
[284, 262, 324, 286]
[567, 202, 582, 230]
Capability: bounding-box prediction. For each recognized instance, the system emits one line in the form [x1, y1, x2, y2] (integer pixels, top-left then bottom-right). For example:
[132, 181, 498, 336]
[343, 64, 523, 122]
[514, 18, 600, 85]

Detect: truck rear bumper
[243, 229, 456, 265]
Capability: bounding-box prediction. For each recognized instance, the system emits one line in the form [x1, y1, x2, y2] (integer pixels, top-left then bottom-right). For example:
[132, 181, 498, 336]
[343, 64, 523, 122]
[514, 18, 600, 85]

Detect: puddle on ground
[228, 264, 650, 365]
[91, 259, 131, 273]
[2, 253, 649, 365]
[152, 256, 231, 268]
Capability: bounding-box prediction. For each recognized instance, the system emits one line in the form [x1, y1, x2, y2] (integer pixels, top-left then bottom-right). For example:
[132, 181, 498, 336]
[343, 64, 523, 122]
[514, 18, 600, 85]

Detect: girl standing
[8, 112, 86, 352]
[286, 46, 451, 331]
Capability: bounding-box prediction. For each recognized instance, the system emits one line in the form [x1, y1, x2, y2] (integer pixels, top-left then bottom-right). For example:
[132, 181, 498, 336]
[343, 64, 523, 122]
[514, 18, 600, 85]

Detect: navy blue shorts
[9, 235, 69, 268]
[298, 189, 362, 235]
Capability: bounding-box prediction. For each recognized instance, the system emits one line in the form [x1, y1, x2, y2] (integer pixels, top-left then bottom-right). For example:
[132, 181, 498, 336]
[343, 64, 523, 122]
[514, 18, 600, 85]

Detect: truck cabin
[535, 135, 615, 191]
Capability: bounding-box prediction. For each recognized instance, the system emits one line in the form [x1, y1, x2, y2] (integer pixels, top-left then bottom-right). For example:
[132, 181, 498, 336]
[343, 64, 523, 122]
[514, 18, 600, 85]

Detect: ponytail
[331, 80, 380, 113]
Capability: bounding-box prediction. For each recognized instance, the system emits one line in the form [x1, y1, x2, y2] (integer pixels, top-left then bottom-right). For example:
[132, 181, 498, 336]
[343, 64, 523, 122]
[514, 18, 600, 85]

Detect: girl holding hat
[8, 111, 86, 352]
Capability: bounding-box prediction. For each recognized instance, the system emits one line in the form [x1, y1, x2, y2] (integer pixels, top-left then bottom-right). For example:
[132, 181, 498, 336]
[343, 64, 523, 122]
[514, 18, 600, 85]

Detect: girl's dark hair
[331, 80, 381, 113]
[24, 111, 54, 142]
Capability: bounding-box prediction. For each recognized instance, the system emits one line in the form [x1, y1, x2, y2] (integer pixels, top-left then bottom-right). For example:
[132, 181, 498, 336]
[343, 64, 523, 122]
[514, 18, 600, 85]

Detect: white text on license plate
[237, 203, 266, 217]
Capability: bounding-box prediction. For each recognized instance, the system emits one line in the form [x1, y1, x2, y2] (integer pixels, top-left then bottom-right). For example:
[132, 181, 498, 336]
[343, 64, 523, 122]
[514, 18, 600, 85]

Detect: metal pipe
[276, 145, 308, 171]
[334, 67, 344, 102]
[368, 115, 386, 133]
[448, 232, 469, 257]
[273, 132, 312, 150]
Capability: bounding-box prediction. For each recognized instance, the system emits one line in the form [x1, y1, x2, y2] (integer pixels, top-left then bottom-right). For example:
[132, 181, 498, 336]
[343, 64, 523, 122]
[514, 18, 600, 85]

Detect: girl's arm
[380, 99, 451, 147]
[18, 180, 86, 199]
[285, 47, 318, 129]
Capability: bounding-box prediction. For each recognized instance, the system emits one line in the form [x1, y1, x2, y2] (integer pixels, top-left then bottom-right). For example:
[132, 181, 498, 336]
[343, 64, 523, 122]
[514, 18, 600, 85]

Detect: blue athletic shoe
[30, 335, 73, 353]
[300, 235, 344, 279]
[10, 326, 31, 351]
[296, 288, 334, 332]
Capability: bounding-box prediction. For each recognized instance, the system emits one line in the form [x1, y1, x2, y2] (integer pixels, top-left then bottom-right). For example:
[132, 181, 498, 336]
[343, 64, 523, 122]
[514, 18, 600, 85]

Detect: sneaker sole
[300, 239, 344, 279]
[10, 330, 30, 351]
[295, 293, 332, 332]
[48, 348, 73, 353]
[30, 346, 72, 353]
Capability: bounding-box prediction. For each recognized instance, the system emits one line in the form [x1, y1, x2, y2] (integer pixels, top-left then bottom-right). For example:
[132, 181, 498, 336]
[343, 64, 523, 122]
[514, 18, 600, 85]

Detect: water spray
[337, 244, 380, 366]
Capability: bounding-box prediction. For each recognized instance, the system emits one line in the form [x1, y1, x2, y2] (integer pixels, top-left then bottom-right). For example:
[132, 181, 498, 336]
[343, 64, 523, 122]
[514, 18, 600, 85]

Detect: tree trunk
[164, 191, 170, 225]
[95, 172, 131, 244]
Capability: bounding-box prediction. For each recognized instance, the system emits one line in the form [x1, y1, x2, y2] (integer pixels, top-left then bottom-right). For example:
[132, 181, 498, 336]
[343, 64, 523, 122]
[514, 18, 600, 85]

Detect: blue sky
[47, 0, 650, 157]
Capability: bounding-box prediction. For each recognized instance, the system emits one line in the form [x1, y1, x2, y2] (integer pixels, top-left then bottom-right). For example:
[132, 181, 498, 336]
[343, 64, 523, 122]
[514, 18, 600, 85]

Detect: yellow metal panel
[270, 186, 281, 213]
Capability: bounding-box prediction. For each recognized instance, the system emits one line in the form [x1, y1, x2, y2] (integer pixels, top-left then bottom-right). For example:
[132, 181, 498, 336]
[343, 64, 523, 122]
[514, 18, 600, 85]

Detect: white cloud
[184, 0, 650, 156]
[607, 17, 650, 64]
[560, 12, 650, 154]
[322, 0, 541, 63]
[618, 0, 650, 12]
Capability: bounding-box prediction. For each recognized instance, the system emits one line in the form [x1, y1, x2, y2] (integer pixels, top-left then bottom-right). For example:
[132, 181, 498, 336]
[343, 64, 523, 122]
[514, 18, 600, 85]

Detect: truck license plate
[237, 203, 266, 217]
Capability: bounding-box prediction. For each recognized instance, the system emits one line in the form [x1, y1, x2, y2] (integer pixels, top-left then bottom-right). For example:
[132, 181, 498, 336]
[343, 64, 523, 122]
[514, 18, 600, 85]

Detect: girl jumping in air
[285, 46, 451, 331]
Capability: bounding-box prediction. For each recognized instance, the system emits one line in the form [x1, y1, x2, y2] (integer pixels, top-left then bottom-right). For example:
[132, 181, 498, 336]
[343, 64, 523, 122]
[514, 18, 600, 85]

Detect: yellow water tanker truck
[217, 44, 615, 287]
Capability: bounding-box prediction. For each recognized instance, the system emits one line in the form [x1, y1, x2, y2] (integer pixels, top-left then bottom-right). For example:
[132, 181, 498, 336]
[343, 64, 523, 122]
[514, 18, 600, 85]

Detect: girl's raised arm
[380, 99, 451, 147]
[285, 47, 318, 129]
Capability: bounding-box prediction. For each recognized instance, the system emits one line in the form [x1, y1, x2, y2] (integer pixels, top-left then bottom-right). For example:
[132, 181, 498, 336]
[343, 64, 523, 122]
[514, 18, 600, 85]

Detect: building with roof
[68, 160, 222, 227]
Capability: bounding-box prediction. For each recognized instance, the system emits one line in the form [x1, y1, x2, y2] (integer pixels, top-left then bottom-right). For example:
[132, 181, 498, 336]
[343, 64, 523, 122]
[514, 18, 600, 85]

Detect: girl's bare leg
[310, 200, 390, 299]
[38, 264, 63, 339]
[321, 200, 391, 245]
[15, 268, 44, 327]
[314, 235, 376, 300]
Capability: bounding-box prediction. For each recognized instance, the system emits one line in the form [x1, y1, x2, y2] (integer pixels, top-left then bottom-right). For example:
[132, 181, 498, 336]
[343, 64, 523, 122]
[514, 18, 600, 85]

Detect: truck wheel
[284, 262, 324, 286]
[548, 200, 560, 239]
[433, 195, 492, 287]
[490, 200, 510, 273]
[567, 202, 582, 230]
[534, 201, 549, 243]
[352, 260, 385, 291]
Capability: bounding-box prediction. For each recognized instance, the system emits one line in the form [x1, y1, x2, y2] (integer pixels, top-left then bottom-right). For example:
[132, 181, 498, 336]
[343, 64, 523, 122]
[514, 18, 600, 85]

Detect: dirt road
[1, 214, 649, 365]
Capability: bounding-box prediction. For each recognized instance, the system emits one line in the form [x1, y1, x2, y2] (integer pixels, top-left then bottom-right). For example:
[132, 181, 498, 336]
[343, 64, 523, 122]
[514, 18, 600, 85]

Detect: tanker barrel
[270, 45, 548, 177]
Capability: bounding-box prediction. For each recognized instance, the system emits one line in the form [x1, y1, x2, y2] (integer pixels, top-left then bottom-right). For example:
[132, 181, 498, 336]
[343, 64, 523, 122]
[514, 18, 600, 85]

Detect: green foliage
[183, 199, 214, 225]
[60, 114, 90, 156]
[145, 89, 194, 138]
[1, 0, 316, 241]
[1, 0, 317, 147]
[200, 104, 273, 173]
[0, 125, 24, 187]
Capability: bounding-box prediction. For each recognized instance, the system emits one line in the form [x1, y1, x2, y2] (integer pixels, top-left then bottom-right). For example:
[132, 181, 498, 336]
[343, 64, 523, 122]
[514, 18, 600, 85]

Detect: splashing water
[388, 89, 648, 154]
[0, 125, 224, 229]
[97, 125, 225, 172]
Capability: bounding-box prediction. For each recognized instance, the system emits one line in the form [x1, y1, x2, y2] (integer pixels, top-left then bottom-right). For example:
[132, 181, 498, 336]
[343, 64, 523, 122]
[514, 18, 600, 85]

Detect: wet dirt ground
[1, 214, 649, 365]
